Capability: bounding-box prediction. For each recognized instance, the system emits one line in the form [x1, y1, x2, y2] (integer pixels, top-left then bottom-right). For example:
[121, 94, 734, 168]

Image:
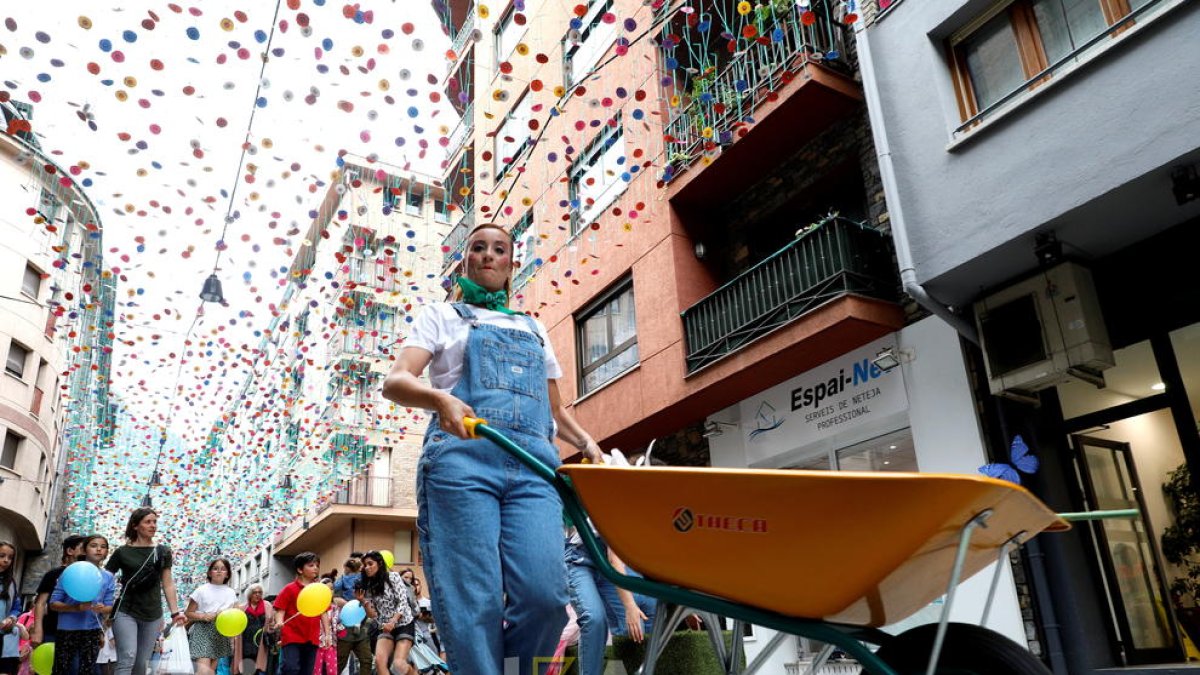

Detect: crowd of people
[5, 223, 674, 675]
[0, 514, 448, 675]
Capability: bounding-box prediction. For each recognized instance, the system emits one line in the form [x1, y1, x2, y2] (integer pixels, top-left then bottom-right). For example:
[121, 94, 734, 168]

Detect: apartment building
[429, 0, 1053, 669]
[0, 100, 116, 593]
[200, 157, 454, 592]
[856, 0, 1200, 669]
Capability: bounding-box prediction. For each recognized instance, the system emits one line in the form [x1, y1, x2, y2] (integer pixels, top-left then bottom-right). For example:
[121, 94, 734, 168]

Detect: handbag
[160, 628, 193, 675]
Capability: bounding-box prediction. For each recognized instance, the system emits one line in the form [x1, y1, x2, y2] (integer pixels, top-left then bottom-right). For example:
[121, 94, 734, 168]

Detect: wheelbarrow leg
[742, 630, 789, 675]
[638, 603, 689, 675]
[925, 509, 992, 675]
[694, 611, 729, 669]
[981, 533, 1024, 626]
[726, 619, 745, 674]
[803, 643, 836, 675]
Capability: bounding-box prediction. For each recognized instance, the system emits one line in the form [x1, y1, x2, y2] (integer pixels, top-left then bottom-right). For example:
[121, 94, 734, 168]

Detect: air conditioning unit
[974, 261, 1114, 395]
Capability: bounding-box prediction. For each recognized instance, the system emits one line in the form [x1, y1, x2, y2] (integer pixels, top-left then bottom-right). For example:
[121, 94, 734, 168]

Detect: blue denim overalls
[416, 303, 568, 675]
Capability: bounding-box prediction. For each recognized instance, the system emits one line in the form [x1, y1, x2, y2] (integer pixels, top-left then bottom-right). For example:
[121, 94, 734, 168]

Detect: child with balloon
[271, 553, 325, 675]
[332, 590, 369, 675]
[48, 535, 116, 675]
[184, 559, 238, 675]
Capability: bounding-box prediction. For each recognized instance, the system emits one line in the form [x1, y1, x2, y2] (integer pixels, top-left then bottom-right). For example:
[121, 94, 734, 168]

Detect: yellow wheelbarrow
[463, 418, 1121, 674]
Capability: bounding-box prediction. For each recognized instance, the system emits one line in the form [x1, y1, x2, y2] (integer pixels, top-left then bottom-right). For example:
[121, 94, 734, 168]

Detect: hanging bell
[200, 273, 225, 303]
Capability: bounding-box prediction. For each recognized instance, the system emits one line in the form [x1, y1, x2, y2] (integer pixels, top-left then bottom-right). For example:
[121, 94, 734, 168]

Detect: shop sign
[738, 336, 908, 459]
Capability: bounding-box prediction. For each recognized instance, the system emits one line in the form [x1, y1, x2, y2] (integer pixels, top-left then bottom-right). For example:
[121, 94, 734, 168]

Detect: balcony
[683, 218, 898, 373]
[445, 104, 474, 162]
[441, 214, 472, 271]
[663, 3, 862, 210]
[274, 472, 416, 556]
[448, 3, 476, 63]
[328, 329, 401, 360]
[340, 256, 402, 293]
[320, 474, 393, 511]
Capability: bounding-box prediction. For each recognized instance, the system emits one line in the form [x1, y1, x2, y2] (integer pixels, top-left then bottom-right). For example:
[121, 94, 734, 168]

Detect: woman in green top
[105, 508, 186, 675]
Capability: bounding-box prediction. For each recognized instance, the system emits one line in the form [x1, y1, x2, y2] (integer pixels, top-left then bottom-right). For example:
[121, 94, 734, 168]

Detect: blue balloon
[340, 600, 366, 627]
[61, 562, 102, 603]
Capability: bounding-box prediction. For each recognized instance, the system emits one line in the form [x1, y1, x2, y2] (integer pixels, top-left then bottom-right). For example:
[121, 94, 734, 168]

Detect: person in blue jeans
[384, 223, 604, 675]
[565, 524, 657, 675]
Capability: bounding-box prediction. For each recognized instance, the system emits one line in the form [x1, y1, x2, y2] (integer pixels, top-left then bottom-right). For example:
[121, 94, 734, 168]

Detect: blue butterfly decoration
[980, 435, 1040, 485]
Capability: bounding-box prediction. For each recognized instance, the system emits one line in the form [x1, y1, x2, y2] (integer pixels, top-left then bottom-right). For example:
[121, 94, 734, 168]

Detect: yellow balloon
[297, 581, 333, 617]
[32, 643, 54, 675]
[215, 608, 249, 637]
[381, 550, 395, 569]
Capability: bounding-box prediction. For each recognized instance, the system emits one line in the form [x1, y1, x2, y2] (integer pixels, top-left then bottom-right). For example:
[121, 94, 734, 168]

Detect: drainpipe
[856, 23, 1071, 670]
[853, 23, 979, 345]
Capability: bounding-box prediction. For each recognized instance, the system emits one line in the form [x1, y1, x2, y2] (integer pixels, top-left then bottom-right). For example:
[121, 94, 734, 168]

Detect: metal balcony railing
[328, 330, 401, 359]
[446, 104, 474, 160]
[342, 257, 402, 293]
[441, 214, 472, 270]
[664, 5, 848, 178]
[681, 218, 898, 374]
[449, 3, 476, 61]
[323, 474, 393, 510]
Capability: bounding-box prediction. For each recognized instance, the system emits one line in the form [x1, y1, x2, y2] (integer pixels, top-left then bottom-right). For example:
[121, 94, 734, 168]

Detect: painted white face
[465, 228, 513, 293]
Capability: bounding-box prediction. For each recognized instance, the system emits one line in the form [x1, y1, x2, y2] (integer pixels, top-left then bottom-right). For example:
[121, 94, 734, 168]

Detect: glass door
[1071, 434, 1181, 664]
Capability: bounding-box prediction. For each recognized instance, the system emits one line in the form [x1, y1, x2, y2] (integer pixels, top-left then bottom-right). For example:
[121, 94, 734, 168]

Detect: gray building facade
[857, 0, 1200, 670]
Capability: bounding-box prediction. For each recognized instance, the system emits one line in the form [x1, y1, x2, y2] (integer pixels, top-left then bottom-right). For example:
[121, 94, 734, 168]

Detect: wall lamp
[872, 346, 915, 372]
[702, 420, 739, 438]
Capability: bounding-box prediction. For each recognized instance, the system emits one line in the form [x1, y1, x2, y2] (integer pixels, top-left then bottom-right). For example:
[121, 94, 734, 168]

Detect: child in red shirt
[272, 553, 322, 675]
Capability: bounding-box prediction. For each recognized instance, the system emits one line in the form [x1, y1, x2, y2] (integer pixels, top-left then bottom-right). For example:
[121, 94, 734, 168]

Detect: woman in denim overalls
[383, 224, 603, 675]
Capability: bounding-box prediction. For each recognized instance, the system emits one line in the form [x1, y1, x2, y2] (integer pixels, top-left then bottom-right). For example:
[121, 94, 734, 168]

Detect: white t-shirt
[188, 583, 238, 614]
[405, 303, 562, 392]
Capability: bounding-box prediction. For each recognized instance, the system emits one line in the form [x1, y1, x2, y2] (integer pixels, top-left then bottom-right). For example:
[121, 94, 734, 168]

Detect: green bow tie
[457, 277, 520, 315]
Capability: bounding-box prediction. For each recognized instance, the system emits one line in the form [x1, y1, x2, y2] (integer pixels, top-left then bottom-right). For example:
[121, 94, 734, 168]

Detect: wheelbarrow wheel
[872, 622, 1051, 674]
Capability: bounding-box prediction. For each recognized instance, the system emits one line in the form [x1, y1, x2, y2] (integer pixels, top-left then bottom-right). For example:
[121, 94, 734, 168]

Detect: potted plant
[1161, 460, 1200, 646]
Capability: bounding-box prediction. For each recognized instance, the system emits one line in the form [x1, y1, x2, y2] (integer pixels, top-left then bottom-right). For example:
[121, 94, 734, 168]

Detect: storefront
[706, 317, 1031, 669]
[991, 222, 1200, 672]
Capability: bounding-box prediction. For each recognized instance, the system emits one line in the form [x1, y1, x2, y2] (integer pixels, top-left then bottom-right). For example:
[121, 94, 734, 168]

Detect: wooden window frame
[949, 0, 1145, 123]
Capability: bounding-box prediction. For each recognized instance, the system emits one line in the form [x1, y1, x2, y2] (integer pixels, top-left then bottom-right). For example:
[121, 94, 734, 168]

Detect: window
[950, 0, 1154, 120]
[406, 189, 423, 216]
[569, 119, 627, 234]
[577, 280, 638, 394]
[495, 91, 534, 179]
[495, 4, 525, 67]
[37, 188, 62, 223]
[1, 430, 19, 470]
[564, 0, 618, 87]
[433, 199, 450, 223]
[383, 185, 400, 210]
[511, 210, 539, 289]
[6, 341, 30, 379]
[22, 264, 42, 299]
